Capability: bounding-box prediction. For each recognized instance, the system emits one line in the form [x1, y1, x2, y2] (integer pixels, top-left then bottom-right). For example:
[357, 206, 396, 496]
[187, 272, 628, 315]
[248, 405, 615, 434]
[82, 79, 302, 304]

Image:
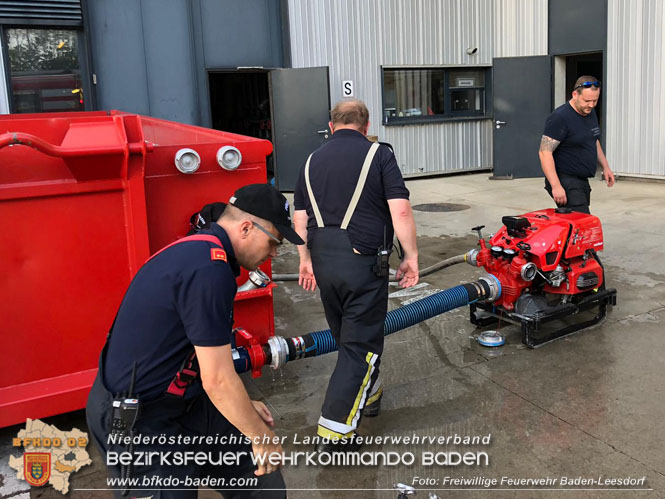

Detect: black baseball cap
[229, 184, 304, 245]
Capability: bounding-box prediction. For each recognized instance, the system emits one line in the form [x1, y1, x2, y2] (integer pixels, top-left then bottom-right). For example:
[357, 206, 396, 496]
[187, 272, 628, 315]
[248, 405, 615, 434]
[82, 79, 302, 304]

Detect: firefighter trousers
[86, 374, 286, 498]
[310, 227, 388, 439]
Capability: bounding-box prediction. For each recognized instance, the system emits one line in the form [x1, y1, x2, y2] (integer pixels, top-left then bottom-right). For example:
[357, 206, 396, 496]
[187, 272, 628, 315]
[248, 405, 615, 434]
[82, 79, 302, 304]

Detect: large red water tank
[0, 111, 276, 427]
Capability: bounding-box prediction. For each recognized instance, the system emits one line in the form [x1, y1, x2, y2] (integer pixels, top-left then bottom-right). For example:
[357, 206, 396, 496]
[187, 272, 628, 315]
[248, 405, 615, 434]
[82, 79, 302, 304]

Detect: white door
[0, 38, 10, 114]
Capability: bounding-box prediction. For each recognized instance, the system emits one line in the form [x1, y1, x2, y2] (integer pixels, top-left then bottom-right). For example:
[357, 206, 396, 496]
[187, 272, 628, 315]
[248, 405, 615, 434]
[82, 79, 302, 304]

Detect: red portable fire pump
[465, 208, 617, 347]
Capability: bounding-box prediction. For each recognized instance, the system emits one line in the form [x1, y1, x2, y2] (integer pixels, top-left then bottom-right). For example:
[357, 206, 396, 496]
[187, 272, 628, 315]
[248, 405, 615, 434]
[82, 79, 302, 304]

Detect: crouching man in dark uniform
[86, 184, 303, 498]
[293, 99, 419, 452]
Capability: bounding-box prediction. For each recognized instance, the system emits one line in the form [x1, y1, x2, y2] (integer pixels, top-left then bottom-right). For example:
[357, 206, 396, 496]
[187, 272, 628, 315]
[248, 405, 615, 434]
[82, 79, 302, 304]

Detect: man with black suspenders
[86, 184, 302, 498]
[293, 99, 419, 452]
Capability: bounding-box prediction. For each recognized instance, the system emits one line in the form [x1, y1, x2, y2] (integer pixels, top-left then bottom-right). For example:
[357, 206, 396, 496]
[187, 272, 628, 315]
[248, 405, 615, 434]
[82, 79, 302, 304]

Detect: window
[382, 67, 490, 125]
[5, 28, 84, 113]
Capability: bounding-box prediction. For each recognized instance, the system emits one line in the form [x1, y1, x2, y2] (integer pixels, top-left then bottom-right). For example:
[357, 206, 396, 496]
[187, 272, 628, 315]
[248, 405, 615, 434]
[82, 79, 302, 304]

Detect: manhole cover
[412, 203, 470, 212]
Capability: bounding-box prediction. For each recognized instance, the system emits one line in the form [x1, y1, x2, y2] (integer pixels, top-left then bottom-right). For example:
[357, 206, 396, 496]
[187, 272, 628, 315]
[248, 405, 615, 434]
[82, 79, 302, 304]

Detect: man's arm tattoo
[539, 135, 560, 152]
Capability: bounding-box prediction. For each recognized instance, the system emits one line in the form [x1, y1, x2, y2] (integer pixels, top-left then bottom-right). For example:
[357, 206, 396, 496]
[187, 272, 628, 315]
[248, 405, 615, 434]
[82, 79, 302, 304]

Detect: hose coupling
[238, 269, 272, 292]
[520, 262, 537, 282]
[465, 249, 479, 266]
[267, 335, 288, 370]
[478, 274, 501, 302]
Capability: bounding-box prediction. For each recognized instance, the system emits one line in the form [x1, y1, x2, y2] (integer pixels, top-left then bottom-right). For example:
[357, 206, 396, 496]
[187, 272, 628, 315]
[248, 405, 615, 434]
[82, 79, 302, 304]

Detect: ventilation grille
[0, 1, 82, 25]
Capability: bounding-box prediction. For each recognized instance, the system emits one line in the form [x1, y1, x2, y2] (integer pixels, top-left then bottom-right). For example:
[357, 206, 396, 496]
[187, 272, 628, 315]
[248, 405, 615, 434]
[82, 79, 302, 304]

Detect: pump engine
[466, 207, 617, 347]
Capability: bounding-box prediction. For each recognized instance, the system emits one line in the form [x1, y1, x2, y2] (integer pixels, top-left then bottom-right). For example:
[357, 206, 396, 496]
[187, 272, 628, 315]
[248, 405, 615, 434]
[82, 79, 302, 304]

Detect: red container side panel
[0, 111, 276, 427]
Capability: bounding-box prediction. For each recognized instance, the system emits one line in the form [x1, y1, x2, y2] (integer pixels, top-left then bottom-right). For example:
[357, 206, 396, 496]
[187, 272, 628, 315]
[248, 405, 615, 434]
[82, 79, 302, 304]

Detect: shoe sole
[362, 401, 381, 418]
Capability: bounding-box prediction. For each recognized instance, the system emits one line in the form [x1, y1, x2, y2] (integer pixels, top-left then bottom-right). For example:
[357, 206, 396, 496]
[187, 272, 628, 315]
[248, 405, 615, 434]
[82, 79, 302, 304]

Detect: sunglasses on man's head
[574, 81, 601, 90]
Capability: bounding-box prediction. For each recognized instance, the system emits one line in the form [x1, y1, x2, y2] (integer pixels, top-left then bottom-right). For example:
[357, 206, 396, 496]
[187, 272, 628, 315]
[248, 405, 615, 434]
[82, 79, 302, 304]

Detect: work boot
[362, 390, 383, 418]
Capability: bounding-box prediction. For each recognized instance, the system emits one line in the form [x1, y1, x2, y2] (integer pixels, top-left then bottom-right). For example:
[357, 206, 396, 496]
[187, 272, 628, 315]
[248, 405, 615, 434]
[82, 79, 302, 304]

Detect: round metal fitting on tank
[174, 148, 201, 174]
[217, 146, 242, 171]
[237, 269, 271, 292]
[248, 269, 270, 287]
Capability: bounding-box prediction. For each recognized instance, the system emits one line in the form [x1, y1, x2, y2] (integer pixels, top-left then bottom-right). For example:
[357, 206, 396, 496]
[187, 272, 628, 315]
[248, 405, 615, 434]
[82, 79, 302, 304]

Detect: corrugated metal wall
[606, 0, 665, 177]
[494, 0, 548, 58]
[86, 0, 284, 126]
[288, 0, 547, 176]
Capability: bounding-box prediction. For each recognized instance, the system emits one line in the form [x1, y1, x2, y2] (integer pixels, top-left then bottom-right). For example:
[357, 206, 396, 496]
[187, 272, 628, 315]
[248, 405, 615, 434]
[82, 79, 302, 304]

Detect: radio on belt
[373, 247, 390, 277]
[110, 363, 140, 438]
[373, 226, 391, 277]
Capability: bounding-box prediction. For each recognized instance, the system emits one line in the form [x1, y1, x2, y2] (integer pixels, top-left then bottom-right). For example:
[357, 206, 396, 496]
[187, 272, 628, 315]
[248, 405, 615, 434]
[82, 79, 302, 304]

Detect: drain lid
[478, 330, 505, 347]
[412, 203, 470, 212]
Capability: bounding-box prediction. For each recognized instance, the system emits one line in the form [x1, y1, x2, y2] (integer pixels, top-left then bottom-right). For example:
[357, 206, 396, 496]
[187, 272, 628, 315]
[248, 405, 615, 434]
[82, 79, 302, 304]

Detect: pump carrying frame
[469, 287, 617, 348]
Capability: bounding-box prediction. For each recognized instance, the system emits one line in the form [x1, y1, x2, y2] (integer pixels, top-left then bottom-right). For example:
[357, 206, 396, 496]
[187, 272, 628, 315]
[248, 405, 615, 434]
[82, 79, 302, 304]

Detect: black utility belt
[556, 174, 591, 181]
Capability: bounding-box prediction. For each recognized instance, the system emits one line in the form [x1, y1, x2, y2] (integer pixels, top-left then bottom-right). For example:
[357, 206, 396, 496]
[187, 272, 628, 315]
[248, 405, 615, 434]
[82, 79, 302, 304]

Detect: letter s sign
[342, 81, 354, 97]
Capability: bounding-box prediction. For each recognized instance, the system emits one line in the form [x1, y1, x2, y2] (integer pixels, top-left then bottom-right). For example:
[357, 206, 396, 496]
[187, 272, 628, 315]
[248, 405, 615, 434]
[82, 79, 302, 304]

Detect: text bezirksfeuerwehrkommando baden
[106, 433, 493, 467]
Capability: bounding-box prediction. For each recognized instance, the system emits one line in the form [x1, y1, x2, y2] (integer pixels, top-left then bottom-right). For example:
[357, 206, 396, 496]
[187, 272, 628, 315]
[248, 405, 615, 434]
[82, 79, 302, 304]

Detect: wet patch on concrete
[618, 308, 664, 325]
[412, 202, 470, 213]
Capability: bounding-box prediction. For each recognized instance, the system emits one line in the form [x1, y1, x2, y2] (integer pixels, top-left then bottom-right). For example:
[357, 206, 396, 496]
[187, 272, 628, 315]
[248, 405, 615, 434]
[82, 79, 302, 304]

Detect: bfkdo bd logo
[24, 452, 51, 486]
[10, 419, 92, 494]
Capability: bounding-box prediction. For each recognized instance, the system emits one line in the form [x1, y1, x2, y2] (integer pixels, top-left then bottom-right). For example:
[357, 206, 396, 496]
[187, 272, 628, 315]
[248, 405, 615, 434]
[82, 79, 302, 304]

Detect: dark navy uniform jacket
[103, 223, 239, 401]
[293, 128, 409, 255]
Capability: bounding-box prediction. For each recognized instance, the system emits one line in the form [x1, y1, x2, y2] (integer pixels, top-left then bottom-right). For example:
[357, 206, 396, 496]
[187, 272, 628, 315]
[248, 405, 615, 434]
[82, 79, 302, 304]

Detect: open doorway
[554, 52, 603, 126]
[208, 66, 331, 190]
[208, 71, 274, 181]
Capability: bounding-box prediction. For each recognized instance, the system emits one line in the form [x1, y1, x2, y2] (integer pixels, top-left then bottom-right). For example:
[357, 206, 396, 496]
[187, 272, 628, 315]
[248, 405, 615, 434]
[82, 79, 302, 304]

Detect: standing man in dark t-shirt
[293, 99, 419, 452]
[539, 75, 615, 213]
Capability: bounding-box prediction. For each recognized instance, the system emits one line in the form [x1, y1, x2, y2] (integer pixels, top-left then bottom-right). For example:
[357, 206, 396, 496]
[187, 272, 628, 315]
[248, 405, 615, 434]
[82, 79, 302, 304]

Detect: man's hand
[298, 259, 317, 291]
[252, 437, 283, 476]
[294, 209, 315, 291]
[388, 198, 418, 287]
[552, 184, 567, 206]
[395, 257, 419, 288]
[250, 401, 282, 475]
[251, 401, 274, 427]
[196, 345, 284, 477]
[603, 167, 615, 187]
[596, 141, 614, 187]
